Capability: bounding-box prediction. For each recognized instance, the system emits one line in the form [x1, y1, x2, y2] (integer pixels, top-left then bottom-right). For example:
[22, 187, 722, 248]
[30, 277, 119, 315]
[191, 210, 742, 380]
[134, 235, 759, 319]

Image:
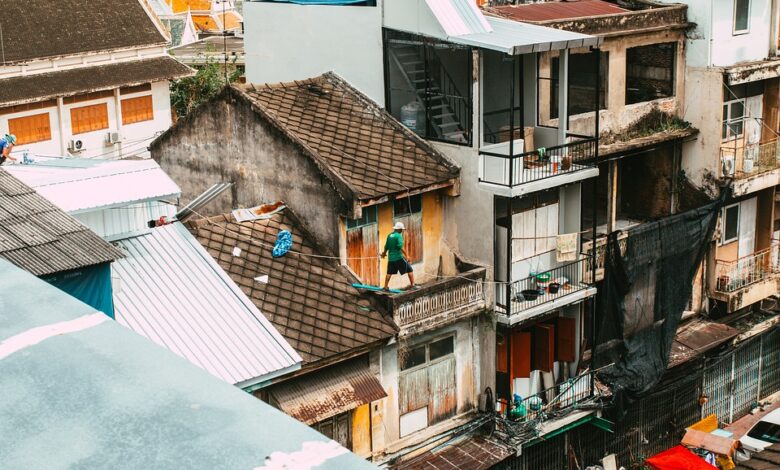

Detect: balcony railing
[714, 244, 780, 294]
[496, 257, 591, 318]
[581, 233, 629, 283]
[498, 369, 597, 424]
[720, 140, 780, 179]
[380, 265, 487, 335]
[480, 137, 597, 188]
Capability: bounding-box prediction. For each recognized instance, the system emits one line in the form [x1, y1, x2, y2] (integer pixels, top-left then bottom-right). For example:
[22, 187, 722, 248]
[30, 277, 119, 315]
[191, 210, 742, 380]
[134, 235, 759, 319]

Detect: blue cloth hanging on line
[272, 230, 293, 258]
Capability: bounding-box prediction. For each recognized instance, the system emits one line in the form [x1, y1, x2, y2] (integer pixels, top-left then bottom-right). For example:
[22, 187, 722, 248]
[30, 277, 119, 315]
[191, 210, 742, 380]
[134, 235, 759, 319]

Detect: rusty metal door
[428, 356, 456, 425]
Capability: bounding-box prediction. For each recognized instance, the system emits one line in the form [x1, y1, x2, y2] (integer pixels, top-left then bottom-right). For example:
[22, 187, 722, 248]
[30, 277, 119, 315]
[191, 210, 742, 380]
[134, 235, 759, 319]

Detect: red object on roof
[493, 0, 628, 22]
[645, 446, 718, 470]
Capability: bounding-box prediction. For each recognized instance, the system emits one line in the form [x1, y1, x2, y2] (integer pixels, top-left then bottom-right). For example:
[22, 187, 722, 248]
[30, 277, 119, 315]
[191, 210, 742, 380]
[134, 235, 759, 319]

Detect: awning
[667, 320, 740, 369]
[646, 445, 717, 470]
[446, 16, 602, 55]
[269, 358, 387, 425]
[724, 57, 780, 86]
[391, 435, 514, 470]
[0, 56, 193, 107]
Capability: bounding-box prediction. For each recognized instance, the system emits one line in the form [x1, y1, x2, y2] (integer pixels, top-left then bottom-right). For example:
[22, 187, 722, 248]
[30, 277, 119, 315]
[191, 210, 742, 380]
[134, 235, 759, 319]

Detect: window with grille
[70, 103, 109, 135]
[8, 113, 52, 144]
[121, 95, 154, 125]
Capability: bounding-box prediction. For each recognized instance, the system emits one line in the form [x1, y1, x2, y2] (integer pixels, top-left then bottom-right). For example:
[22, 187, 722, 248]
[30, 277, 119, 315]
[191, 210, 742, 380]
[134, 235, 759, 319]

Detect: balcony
[711, 244, 780, 312]
[721, 141, 780, 196]
[495, 257, 596, 326]
[479, 137, 599, 197]
[581, 233, 629, 283]
[377, 263, 488, 336]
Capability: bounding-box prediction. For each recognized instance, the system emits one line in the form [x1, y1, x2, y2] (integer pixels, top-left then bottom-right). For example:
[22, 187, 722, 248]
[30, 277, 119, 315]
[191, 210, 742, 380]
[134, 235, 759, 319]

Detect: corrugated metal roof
[6, 158, 181, 214]
[426, 0, 492, 36]
[492, 1, 628, 23]
[0, 259, 374, 470]
[269, 358, 387, 425]
[446, 16, 601, 54]
[392, 435, 514, 470]
[667, 320, 739, 369]
[113, 222, 301, 388]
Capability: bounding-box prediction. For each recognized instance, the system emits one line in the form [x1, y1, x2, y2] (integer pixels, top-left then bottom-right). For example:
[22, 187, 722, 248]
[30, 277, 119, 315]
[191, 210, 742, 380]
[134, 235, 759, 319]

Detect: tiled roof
[490, 1, 628, 23]
[187, 209, 397, 365]
[0, 0, 167, 65]
[0, 57, 193, 107]
[735, 442, 780, 469]
[236, 73, 459, 202]
[0, 169, 122, 276]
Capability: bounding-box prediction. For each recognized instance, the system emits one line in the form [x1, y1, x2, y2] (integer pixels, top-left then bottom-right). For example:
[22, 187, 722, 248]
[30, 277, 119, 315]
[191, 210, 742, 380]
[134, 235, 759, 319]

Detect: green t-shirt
[385, 232, 404, 262]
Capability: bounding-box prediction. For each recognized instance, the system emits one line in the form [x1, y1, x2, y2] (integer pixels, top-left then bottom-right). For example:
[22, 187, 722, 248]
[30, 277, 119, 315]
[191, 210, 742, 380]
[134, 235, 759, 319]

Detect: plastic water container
[401, 101, 424, 133]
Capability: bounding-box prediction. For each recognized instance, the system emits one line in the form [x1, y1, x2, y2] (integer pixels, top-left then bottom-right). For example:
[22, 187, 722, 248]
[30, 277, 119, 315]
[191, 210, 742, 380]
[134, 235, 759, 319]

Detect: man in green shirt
[381, 222, 416, 290]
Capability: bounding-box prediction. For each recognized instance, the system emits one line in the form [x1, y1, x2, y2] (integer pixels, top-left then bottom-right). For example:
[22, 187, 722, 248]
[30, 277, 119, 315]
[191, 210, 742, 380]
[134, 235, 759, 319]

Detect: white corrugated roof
[444, 16, 601, 54]
[5, 158, 181, 214]
[425, 0, 492, 36]
[113, 222, 302, 389]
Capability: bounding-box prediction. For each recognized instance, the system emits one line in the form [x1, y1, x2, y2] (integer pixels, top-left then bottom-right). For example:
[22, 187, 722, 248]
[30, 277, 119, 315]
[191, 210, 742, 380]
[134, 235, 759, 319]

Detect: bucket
[548, 282, 561, 294]
[551, 155, 561, 174]
[535, 272, 551, 294]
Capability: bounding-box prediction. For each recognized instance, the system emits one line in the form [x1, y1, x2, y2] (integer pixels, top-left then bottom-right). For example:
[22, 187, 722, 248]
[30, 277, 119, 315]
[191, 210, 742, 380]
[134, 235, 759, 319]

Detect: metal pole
[590, 47, 601, 390]
[508, 55, 516, 186]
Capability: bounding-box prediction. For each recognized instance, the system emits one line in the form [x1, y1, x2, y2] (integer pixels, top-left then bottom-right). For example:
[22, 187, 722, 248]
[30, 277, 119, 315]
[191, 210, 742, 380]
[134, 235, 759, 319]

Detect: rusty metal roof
[491, 0, 628, 23]
[668, 319, 740, 369]
[268, 357, 387, 425]
[392, 435, 514, 470]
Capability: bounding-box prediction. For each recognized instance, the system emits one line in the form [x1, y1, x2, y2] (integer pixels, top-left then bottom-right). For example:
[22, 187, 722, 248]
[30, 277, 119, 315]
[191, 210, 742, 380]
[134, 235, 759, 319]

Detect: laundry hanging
[272, 230, 293, 258]
[556, 233, 578, 262]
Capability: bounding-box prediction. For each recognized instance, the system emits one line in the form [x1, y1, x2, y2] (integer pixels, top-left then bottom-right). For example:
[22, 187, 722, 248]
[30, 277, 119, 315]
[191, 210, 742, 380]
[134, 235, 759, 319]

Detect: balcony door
[739, 197, 757, 259]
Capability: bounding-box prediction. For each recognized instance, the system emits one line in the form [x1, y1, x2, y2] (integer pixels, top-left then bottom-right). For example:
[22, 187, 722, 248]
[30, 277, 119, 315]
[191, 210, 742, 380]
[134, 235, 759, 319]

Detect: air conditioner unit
[106, 132, 121, 144]
[722, 155, 735, 177]
[67, 139, 84, 153]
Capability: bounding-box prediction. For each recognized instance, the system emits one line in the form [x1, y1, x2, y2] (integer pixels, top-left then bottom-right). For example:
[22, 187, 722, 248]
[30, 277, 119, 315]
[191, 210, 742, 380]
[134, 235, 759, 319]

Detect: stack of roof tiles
[0, 170, 122, 276]
[187, 209, 397, 364]
[235, 72, 459, 202]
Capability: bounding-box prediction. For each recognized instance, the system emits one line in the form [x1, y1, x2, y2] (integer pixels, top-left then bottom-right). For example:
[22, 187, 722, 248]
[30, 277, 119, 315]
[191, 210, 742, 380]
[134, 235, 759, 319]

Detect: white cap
[394, 222, 405, 230]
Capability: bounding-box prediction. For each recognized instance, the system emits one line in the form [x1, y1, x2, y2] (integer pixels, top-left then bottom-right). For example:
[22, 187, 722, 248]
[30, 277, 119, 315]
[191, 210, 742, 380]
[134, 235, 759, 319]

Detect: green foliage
[170, 59, 242, 118]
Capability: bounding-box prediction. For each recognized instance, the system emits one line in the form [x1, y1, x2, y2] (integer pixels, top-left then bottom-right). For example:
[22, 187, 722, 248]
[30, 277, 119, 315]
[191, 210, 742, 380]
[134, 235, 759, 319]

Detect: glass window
[626, 43, 676, 105]
[429, 337, 454, 361]
[393, 195, 422, 217]
[401, 345, 427, 370]
[551, 51, 608, 119]
[722, 204, 740, 244]
[346, 205, 377, 230]
[722, 100, 745, 140]
[734, 0, 750, 34]
[384, 30, 472, 145]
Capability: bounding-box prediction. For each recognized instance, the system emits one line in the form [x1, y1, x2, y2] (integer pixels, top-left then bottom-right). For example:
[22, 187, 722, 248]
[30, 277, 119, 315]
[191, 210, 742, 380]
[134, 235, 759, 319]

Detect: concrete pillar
[522, 53, 537, 128]
[557, 49, 569, 145]
[607, 160, 618, 233]
[56, 97, 66, 156]
[113, 89, 123, 159]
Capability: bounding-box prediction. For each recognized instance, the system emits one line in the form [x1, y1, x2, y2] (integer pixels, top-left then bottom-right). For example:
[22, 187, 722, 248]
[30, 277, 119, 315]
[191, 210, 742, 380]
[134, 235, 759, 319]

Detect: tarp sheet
[594, 194, 723, 418]
[41, 263, 114, 318]
[645, 446, 717, 470]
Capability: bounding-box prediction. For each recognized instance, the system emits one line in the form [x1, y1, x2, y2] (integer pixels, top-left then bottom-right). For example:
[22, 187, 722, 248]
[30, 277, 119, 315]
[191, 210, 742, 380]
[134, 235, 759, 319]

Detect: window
[70, 103, 109, 135]
[313, 412, 352, 449]
[551, 51, 608, 119]
[121, 95, 154, 125]
[626, 43, 676, 105]
[393, 195, 423, 263]
[399, 336, 456, 436]
[722, 203, 740, 244]
[722, 99, 745, 140]
[385, 29, 473, 145]
[734, 0, 750, 34]
[346, 206, 379, 285]
[8, 113, 52, 144]
[510, 190, 560, 260]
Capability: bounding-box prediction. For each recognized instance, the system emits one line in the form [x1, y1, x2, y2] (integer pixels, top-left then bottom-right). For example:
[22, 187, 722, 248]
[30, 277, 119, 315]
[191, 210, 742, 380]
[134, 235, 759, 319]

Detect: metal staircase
[389, 44, 469, 143]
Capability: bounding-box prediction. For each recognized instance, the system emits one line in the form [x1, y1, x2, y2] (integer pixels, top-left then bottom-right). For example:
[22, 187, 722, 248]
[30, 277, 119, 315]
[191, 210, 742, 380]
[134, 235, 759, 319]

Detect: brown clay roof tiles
[187, 209, 397, 365]
[235, 72, 459, 202]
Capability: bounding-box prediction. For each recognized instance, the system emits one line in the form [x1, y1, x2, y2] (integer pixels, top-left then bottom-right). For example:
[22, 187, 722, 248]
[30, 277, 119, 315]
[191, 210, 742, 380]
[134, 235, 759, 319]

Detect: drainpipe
[56, 97, 66, 156]
[113, 89, 123, 159]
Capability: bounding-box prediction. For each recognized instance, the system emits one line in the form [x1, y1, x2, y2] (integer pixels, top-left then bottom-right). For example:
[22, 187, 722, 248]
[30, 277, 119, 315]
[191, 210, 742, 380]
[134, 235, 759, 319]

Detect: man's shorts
[388, 259, 413, 275]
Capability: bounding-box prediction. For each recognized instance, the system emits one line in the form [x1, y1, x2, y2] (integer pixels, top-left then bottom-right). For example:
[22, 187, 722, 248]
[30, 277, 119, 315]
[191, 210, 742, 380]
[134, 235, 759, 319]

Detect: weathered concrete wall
[151, 91, 349, 252]
[621, 143, 675, 219]
[529, 4, 687, 36]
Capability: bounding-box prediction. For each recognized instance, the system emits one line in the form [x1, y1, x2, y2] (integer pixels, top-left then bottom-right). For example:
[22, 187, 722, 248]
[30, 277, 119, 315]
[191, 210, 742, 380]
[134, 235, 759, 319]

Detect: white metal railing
[720, 140, 780, 178]
[714, 244, 780, 293]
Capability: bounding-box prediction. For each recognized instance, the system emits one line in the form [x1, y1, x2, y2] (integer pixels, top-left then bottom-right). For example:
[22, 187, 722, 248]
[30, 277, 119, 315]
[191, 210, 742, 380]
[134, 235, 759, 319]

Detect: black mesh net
[594, 194, 724, 418]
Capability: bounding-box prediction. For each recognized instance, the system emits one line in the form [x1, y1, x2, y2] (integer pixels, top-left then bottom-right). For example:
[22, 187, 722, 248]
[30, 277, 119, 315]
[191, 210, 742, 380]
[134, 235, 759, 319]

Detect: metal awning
[269, 358, 387, 425]
[446, 16, 602, 55]
[391, 435, 514, 470]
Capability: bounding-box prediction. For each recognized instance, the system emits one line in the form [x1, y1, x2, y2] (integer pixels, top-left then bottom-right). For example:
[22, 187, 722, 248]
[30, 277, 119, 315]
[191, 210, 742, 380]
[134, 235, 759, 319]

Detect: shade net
[594, 193, 724, 418]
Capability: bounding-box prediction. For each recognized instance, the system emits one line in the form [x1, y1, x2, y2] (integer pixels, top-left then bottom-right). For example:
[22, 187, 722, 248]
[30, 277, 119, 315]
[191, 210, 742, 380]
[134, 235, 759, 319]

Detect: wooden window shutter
[394, 212, 423, 263]
[556, 317, 577, 362]
[8, 113, 52, 144]
[347, 225, 379, 286]
[70, 103, 109, 135]
[121, 95, 154, 125]
[533, 324, 555, 372]
[510, 330, 531, 379]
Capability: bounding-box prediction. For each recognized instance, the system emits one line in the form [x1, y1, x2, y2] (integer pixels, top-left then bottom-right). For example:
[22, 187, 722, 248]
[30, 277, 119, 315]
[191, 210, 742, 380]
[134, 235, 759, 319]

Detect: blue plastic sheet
[41, 263, 115, 318]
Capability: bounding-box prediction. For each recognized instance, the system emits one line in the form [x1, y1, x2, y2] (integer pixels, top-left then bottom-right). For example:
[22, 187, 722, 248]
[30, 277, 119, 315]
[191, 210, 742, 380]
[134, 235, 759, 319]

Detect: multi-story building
[655, 0, 780, 314]
[0, 0, 191, 160]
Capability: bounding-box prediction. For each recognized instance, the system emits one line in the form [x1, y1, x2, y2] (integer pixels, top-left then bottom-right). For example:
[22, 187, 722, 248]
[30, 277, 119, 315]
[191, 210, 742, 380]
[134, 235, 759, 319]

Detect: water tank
[401, 101, 424, 134]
